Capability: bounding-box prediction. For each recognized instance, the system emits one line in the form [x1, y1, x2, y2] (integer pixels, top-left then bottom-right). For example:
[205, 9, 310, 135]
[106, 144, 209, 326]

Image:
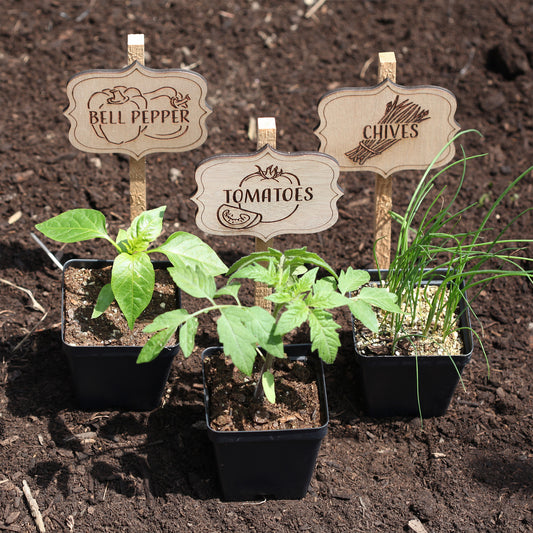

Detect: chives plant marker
[315, 51, 460, 268]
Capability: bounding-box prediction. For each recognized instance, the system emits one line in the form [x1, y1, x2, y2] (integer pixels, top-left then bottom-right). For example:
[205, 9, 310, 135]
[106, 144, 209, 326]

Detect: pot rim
[201, 343, 329, 437]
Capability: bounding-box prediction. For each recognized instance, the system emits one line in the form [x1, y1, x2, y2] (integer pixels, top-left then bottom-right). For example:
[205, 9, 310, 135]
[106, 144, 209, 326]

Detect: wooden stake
[127, 34, 147, 221]
[373, 51, 396, 270]
[254, 117, 276, 311]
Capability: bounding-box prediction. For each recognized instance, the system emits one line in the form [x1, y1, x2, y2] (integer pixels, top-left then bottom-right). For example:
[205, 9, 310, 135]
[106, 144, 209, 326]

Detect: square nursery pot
[62, 259, 180, 411]
[202, 344, 329, 501]
[352, 270, 474, 418]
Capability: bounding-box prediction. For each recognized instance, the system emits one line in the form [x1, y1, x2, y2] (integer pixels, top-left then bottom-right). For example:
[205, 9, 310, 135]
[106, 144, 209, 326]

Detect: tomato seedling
[141, 247, 400, 403]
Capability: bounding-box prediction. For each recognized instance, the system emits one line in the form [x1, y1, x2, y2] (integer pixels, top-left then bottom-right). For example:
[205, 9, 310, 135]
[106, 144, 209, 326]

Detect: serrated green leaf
[35, 209, 110, 243]
[359, 286, 401, 313]
[143, 308, 191, 333]
[308, 308, 340, 364]
[230, 263, 274, 284]
[246, 306, 284, 358]
[137, 328, 174, 364]
[214, 282, 241, 301]
[265, 290, 293, 304]
[217, 308, 259, 376]
[112, 252, 154, 329]
[227, 249, 282, 278]
[179, 316, 198, 358]
[154, 232, 227, 276]
[293, 265, 308, 276]
[337, 267, 371, 295]
[284, 248, 337, 278]
[348, 298, 379, 332]
[275, 300, 309, 336]
[305, 278, 345, 308]
[262, 371, 276, 404]
[294, 267, 318, 293]
[91, 283, 114, 319]
[168, 265, 216, 300]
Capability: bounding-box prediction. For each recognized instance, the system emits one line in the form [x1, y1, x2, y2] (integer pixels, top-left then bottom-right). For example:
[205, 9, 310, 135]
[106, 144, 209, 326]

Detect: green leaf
[293, 267, 318, 294]
[230, 263, 275, 285]
[262, 371, 276, 404]
[246, 306, 284, 358]
[266, 290, 293, 304]
[179, 316, 198, 358]
[306, 279, 346, 308]
[275, 300, 309, 336]
[137, 328, 174, 364]
[348, 299, 379, 332]
[168, 265, 216, 300]
[126, 206, 166, 252]
[116, 229, 129, 253]
[214, 282, 241, 301]
[143, 308, 191, 333]
[35, 209, 110, 243]
[217, 308, 259, 376]
[111, 252, 155, 329]
[358, 287, 401, 313]
[91, 283, 114, 319]
[227, 249, 282, 278]
[337, 267, 371, 295]
[308, 308, 340, 364]
[154, 232, 227, 276]
[284, 248, 338, 278]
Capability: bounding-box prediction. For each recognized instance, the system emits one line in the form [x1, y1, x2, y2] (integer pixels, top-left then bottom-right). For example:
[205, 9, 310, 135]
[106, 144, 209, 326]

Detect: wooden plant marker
[193, 117, 342, 309]
[255, 117, 277, 310]
[64, 34, 211, 222]
[128, 34, 147, 220]
[315, 51, 460, 269]
[374, 52, 396, 269]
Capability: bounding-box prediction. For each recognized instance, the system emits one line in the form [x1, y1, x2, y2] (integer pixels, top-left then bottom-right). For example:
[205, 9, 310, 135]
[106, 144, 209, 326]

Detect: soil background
[1, 1, 532, 531]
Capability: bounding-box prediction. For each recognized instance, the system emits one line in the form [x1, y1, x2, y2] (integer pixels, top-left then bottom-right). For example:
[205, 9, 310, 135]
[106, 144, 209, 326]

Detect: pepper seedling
[35, 206, 227, 330]
[141, 246, 401, 402]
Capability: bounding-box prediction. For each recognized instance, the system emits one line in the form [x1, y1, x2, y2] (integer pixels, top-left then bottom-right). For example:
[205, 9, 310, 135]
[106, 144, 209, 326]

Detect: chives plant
[378, 130, 533, 361]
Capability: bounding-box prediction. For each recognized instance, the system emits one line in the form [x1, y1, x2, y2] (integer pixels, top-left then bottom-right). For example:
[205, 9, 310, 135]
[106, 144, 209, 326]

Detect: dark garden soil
[1, 1, 532, 531]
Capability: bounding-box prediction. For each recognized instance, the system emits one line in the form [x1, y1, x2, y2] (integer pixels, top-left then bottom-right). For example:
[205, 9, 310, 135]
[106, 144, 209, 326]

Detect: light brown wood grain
[128, 34, 146, 221]
[374, 51, 396, 270]
[315, 79, 459, 176]
[255, 117, 277, 311]
[193, 146, 341, 241]
[64, 61, 211, 160]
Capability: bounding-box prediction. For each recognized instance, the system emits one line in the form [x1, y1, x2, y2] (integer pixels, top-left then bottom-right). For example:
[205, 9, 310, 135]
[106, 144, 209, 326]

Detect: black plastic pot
[352, 270, 474, 418]
[202, 344, 329, 501]
[62, 259, 180, 411]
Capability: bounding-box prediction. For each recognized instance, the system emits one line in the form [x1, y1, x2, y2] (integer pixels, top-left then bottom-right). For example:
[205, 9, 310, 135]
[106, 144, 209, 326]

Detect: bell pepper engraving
[88, 86, 148, 145]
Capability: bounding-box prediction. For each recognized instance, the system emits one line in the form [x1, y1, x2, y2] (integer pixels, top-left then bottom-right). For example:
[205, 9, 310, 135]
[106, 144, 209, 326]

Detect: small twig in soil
[0, 278, 46, 313]
[22, 480, 46, 533]
[305, 0, 327, 19]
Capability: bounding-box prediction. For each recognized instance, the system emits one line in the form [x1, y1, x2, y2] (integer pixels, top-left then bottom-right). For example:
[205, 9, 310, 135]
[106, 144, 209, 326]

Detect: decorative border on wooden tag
[65, 61, 211, 159]
[315, 79, 460, 177]
[193, 145, 342, 241]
